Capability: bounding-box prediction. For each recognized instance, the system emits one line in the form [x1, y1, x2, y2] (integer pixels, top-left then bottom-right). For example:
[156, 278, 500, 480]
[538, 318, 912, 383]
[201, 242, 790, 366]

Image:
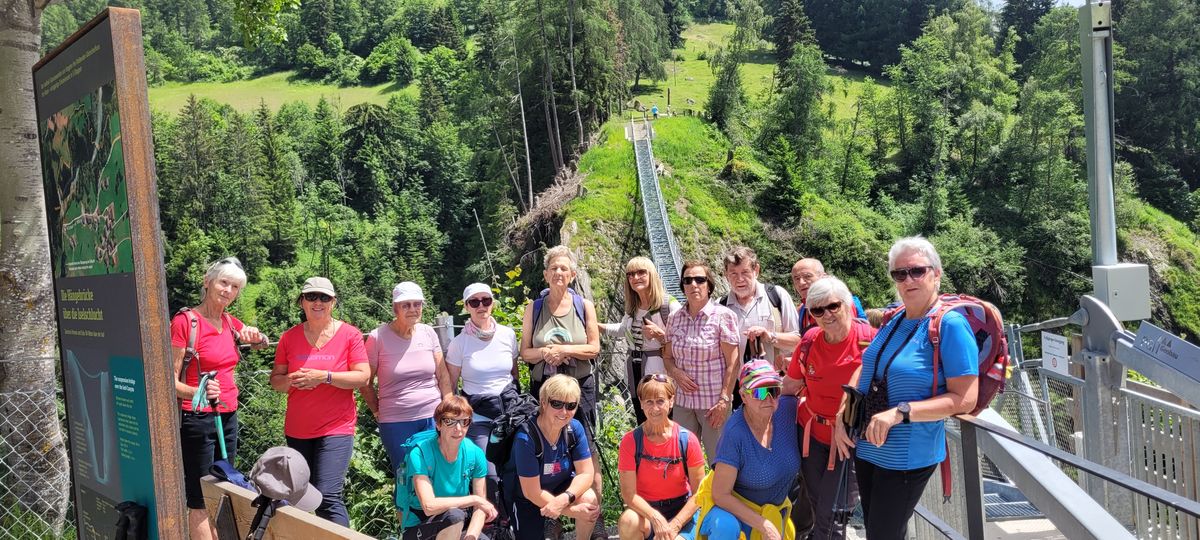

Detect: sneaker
[590, 523, 609, 540]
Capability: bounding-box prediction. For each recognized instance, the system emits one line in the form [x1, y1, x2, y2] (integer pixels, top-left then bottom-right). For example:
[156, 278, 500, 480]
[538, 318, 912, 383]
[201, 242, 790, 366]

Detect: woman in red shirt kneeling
[617, 374, 707, 540]
[783, 275, 876, 539]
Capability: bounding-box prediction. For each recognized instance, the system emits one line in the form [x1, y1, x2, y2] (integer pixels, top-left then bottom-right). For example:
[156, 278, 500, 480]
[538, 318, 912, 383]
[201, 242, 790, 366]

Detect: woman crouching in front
[401, 395, 497, 540]
[617, 374, 705, 540]
[698, 359, 800, 540]
[508, 374, 601, 540]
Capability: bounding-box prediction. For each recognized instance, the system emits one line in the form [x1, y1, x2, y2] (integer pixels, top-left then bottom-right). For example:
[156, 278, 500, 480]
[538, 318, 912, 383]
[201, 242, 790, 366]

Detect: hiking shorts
[179, 409, 238, 509]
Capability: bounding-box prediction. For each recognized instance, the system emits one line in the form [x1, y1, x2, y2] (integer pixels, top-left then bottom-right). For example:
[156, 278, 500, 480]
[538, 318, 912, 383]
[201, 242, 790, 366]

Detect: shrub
[361, 35, 420, 86]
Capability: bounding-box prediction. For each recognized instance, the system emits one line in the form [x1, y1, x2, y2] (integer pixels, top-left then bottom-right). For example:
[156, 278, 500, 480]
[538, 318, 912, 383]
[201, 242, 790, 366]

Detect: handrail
[913, 504, 967, 540]
[958, 415, 1200, 520]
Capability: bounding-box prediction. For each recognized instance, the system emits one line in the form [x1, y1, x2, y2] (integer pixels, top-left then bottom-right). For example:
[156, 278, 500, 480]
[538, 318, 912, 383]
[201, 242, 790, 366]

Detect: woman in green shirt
[403, 396, 497, 540]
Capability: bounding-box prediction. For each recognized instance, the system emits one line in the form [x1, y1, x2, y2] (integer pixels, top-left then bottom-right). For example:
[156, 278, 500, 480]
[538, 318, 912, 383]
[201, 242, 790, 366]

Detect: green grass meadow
[148, 70, 415, 113]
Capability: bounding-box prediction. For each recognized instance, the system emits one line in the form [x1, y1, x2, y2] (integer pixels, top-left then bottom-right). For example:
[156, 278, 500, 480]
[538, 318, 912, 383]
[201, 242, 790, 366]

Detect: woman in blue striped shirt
[838, 237, 979, 540]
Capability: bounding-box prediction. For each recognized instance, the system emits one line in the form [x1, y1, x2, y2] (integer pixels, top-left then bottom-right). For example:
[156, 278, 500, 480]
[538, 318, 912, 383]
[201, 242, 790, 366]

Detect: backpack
[531, 287, 587, 328]
[394, 429, 441, 528]
[487, 394, 542, 467]
[632, 425, 691, 475]
[881, 293, 1009, 501]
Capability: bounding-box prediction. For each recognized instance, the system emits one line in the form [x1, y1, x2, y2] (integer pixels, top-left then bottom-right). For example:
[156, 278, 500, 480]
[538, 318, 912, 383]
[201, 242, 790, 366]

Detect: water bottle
[985, 358, 1005, 381]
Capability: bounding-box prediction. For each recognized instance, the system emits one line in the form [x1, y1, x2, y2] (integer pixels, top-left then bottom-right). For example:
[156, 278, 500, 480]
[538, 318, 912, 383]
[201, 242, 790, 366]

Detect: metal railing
[0, 385, 75, 540]
[630, 116, 684, 300]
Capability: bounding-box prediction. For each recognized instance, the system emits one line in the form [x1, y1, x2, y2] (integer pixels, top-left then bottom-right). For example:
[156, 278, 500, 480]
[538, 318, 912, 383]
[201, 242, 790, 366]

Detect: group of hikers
[174, 237, 990, 540]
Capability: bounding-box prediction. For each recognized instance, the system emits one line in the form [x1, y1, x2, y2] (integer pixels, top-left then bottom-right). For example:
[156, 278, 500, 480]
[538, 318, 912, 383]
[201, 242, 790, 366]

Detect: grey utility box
[1093, 263, 1151, 321]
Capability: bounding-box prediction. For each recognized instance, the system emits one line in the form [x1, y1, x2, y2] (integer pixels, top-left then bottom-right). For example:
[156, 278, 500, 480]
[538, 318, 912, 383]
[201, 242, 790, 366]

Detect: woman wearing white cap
[446, 283, 519, 492]
[270, 276, 371, 526]
[362, 281, 454, 474]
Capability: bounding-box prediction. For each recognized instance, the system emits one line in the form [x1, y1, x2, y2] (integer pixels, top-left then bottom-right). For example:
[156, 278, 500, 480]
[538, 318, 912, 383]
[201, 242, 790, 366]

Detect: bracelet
[325, 370, 333, 384]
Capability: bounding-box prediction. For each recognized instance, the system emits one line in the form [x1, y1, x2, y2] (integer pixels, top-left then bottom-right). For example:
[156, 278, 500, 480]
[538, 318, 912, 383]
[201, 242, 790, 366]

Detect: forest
[27, 0, 1200, 535]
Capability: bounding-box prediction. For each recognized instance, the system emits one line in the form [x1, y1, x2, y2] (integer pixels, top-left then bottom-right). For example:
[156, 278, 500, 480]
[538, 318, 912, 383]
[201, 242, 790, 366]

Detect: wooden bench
[200, 476, 376, 539]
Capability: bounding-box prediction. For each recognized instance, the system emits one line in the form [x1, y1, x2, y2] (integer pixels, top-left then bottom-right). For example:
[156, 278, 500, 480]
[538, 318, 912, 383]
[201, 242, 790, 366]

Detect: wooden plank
[200, 477, 376, 539]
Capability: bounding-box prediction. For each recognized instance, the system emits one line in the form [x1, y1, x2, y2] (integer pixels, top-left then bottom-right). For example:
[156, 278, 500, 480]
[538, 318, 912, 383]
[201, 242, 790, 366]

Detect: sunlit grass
[149, 70, 415, 113]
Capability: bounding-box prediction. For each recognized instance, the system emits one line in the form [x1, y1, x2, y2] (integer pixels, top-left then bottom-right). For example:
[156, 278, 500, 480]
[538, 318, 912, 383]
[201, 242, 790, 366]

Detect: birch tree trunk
[0, 0, 72, 534]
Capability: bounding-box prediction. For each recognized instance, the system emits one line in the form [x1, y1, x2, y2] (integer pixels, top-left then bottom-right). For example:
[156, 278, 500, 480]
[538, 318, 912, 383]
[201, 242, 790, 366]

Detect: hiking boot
[589, 523, 609, 539]
[543, 517, 563, 540]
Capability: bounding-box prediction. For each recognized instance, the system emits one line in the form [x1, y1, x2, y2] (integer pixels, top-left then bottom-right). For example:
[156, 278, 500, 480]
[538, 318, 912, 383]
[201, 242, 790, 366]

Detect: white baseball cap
[392, 281, 424, 303]
[462, 283, 492, 303]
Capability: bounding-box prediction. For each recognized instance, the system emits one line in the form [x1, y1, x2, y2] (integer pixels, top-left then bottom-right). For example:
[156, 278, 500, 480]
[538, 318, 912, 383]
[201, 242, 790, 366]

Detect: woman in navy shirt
[508, 375, 601, 540]
[838, 237, 979, 540]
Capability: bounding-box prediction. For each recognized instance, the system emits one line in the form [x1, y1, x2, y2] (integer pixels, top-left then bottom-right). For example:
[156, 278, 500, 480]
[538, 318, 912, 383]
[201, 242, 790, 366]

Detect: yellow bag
[693, 471, 796, 540]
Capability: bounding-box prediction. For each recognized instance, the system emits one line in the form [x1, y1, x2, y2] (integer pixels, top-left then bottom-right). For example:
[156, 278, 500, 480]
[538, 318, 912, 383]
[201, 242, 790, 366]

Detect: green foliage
[361, 35, 420, 86]
[39, 4, 77, 54]
[233, 0, 302, 48]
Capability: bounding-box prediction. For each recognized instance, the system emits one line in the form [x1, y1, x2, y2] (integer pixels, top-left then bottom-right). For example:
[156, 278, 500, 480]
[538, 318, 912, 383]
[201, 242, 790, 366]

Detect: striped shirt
[855, 311, 977, 470]
[666, 301, 739, 409]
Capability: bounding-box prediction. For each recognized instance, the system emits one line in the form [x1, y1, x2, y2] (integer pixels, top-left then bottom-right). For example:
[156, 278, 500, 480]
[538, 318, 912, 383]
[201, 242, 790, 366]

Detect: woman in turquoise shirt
[836, 237, 979, 540]
[403, 396, 497, 540]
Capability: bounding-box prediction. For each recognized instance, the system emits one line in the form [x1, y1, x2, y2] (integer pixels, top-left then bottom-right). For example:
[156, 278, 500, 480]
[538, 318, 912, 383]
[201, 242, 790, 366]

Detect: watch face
[898, 402, 911, 413]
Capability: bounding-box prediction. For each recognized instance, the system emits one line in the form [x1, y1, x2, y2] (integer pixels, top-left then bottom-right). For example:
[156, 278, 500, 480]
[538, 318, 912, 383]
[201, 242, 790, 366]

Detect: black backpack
[487, 394, 541, 467]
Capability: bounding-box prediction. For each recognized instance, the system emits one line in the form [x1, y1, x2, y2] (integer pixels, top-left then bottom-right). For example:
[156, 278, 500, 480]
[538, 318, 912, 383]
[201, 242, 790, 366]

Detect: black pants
[179, 410, 238, 509]
[801, 441, 857, 540]
[403, 507, 468, 540]
[854, 458, 936, 540]
[508, 478, 570, 540]
[629, 357, 647, 424]
[286, 434, 354, 527]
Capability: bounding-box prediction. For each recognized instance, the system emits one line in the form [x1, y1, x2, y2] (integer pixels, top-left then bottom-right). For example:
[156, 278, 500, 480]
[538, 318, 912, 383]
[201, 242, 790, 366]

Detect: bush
[361, 35, 420, 86]
[295, 42, 333, 80]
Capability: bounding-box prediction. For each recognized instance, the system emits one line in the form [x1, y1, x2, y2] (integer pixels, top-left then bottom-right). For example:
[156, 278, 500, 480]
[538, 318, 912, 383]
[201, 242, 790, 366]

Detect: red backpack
[882, 293, 1009, 501]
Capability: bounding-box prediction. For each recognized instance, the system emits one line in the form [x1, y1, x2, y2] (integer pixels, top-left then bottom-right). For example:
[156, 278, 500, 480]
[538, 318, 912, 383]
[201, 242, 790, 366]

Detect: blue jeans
[286, 435, 354, 527]
[380, 418, 436, 474]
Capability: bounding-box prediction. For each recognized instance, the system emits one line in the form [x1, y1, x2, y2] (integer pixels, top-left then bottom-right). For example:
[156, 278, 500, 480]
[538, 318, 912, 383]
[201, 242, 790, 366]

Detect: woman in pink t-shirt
[171, 257, 267, 540]
[616, 374, 705, 540]
[270, 276, 370, 527]
[361, 281, 453, 474]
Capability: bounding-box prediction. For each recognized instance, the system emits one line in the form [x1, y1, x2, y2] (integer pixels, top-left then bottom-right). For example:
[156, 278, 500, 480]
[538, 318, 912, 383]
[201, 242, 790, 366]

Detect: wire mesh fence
[0, 386, 75, 540]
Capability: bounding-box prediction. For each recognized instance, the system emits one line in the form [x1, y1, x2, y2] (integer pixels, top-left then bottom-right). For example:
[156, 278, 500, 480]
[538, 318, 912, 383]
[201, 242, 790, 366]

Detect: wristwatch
[566, 491, 577, 504]
[897, 402, 911, 424]
[325, 370, 333, 385]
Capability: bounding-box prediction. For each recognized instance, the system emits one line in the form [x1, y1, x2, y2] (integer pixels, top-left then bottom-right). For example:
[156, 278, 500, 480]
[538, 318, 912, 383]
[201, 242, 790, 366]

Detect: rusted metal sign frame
[32, 7, 184, 539]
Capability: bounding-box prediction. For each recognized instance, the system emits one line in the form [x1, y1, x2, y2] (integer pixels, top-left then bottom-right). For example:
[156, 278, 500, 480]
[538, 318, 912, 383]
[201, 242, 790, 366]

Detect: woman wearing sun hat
[270, 276, 371, 526]
[362, 281, 454, 474]
[695, 359, 800, 540]
[446, 283, 520, 501]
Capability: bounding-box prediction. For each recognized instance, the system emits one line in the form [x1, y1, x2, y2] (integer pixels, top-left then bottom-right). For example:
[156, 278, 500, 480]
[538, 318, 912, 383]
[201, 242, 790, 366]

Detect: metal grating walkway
[632, 121, 684, 301]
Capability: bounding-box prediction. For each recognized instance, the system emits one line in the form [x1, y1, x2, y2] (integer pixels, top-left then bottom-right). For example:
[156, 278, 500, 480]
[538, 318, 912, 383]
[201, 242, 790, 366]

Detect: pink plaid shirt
[667, 300, 739, 409]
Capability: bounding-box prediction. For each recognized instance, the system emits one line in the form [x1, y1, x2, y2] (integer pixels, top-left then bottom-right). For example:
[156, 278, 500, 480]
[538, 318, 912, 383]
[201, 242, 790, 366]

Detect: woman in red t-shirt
[170, 257, 268, 540]
[269, 276, 370, 526]
[616, 374, 706, 540]
[783, 275, 876, 540]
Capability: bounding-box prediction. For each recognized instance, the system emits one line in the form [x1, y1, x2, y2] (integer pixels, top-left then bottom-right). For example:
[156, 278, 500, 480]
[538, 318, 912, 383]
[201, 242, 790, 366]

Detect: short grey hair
[888, 236, 942, 272]
[200, 257, 248, 301]
[806, 275, 853, 309]
[543, 245, 578, 272]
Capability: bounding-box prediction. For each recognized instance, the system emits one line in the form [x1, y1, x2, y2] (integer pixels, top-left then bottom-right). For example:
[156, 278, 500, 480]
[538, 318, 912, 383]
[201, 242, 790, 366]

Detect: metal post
[1079, 0, 1117, 267]
[1076, 296, 1133, 526]
[435, 314, 455, 354]
[960, 421, 986, 540]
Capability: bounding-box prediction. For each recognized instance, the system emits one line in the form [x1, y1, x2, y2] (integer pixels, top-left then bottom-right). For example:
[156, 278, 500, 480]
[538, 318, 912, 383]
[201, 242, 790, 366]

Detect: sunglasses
[809, 301, 843, 318]
[548, 399, 579, 411]
[440, 417, 471, 428]
[681, 276, 708, 286]
[626, 269, 649, 279]
[744, 386, 781, 400]
[466, 297, 494, 308]
[890, 266, 933, 282]
[302, 292, 333, 303]
[217, 257, 244, 270]
[640, 373, 670, 384]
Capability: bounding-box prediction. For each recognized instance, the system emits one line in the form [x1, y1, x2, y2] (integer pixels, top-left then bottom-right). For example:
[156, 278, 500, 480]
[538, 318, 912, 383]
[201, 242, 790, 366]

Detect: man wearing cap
[362, 281, 453, 474]
[270, 277, 371, 526]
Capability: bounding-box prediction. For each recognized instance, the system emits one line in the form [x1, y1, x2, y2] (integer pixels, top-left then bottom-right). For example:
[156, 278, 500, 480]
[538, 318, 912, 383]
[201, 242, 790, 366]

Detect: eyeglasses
[548, 399, 579, 411]
[890, 266, 933, 282]
[640, 373, 670, 384]
[440, 417, 471, 428]
[809, 301, 843, 318]
[744, 386, 781, 400]
[397, 301, 424, 311]
[626, 269, 649, 279]
[681, 276, 708, 286]
[302, 292, 333, 303]
[466, 297, 494, 308]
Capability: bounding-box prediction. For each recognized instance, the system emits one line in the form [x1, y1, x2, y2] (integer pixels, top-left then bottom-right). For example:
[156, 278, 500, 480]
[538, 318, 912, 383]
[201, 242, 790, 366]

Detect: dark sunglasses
[466, 297, 494, 308]
[809, 301, 843, 318]
[626, 269, 649, 279]
[217, 257, 244, 270]
[681, 276, 708, 286]
[745, 386, 781, 400]
[302, 292, 333, 303]
[548, 399, 579, 411]
[640, 373, 670, 384]
[440, 417, 471, 428]
[890, 266, 933, 282]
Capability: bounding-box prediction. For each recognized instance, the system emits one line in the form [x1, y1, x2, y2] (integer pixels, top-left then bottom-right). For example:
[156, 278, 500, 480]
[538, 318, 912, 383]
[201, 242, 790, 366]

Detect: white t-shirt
[600, 300, 682, 375]
[446, 324, 518, 397]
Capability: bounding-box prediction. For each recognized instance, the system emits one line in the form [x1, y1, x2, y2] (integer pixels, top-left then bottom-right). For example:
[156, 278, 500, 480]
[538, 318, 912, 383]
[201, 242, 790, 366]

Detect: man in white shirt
[719, 246, 800, 370]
